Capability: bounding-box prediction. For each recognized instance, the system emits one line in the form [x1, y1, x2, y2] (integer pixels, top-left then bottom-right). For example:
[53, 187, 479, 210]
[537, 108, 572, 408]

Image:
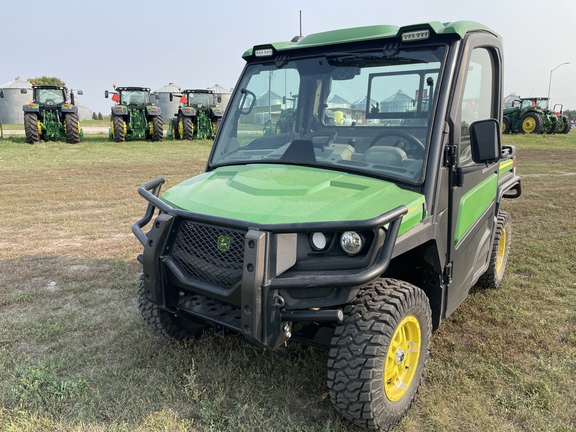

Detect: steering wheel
[368, 130, 425, 157]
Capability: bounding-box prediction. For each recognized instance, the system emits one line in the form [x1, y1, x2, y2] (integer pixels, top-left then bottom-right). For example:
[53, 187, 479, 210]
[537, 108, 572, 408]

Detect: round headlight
[340, 231, 363, 255]
[311, 232, 328, 250]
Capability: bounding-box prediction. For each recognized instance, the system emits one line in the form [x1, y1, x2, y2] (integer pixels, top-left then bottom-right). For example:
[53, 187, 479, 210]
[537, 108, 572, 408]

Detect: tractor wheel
[150, 115, 163, 142]
[502, 117, 511, 134]
[476, 211, 511, 289]
[328, 278, 432, 431]
[172, 118, 181, 140]
[24, 112, 40, 144]
[65, 112, 81, 144]
[561, 117, 572, 134]
[138, 276, 207, 340]
[520, 112, 543, 134]
[181, 115, 194, 140]
[112, 115, 126, 142]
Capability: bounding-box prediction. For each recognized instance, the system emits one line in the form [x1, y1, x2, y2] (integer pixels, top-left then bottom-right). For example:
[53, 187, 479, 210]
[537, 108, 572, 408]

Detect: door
[445, 34, 503, 316]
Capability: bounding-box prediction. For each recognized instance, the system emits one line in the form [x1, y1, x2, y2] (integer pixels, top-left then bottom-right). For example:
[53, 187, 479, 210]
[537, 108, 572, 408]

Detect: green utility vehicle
[168, 89, 223, 140]
[105, 86, 163, 142]
[133, 21, 521, 430]
[20, 85, 83, 144]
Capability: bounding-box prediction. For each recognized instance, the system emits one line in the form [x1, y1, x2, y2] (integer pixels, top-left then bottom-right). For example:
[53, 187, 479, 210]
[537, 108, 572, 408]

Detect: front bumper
[133, 177, 407, 350]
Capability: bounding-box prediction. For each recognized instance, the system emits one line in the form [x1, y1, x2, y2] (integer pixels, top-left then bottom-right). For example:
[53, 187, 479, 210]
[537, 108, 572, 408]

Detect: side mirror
[169, 93, 173, 102]
[469, 118, 501, 164]
[21, 88, 28, 94]
[77, 90, 83, 96]
[104, 90, 109, 98]
[0, 89, 4, 98]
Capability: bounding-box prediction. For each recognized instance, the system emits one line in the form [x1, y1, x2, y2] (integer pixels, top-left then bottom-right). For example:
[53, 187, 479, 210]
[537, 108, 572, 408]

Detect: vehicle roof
[32, 85, 65, 90]
[243, 21, 500, 58]
[182, 89, 214, 94]
[115, 87, 151, 92]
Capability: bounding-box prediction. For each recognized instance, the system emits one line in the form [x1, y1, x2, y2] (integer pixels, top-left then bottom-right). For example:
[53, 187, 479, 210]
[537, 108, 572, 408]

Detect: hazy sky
[1, 0, 574, 114]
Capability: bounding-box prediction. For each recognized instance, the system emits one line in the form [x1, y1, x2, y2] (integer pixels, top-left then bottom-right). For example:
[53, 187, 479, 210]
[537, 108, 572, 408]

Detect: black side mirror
[470, 118, 501, 164]
[104, 90, 109, 98]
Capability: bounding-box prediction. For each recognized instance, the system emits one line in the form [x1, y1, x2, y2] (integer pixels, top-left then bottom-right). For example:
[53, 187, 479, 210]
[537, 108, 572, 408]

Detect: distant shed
[0, 77, 33, 123]
[209, 84, 232, 111]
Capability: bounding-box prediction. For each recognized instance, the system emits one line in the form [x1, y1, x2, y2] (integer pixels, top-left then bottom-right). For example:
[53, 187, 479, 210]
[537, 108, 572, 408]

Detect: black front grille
[169, 221, 246, 289]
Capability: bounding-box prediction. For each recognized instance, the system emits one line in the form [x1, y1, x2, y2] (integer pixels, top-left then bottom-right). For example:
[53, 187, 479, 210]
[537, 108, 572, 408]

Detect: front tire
[138, 277, 206, 340]
[65, 112, 81, 143]
[476, 210, 512, 289]
[24, 112, 40, 143]
[150, 115, 163, 142]
[328, 279, 432, 431]
[520, 112, 543, 133]
[112, 115, 126, 142]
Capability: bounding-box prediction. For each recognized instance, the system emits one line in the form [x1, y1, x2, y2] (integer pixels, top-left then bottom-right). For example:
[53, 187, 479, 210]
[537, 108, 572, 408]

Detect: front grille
[169, 220, 245, 289]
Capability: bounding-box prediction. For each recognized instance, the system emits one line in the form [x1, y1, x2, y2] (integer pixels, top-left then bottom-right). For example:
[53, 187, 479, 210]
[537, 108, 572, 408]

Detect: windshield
[211, 45, 446, 183]
[37, 89, 65, 105]
[120, 90, 150, 105]
[186, 91, 213, 107]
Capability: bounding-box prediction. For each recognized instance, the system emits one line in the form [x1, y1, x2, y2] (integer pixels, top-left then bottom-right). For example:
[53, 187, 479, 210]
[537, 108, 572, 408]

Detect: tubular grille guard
[169, 221, 246, 289]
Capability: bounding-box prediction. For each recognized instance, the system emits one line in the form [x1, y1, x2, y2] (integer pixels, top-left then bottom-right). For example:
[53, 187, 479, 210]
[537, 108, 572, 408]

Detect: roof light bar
[401, 29, 430, 42]
[255, 48, 274, 57]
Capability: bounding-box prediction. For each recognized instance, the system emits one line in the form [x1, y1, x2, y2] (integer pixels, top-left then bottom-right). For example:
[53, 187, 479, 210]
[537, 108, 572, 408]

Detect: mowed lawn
[0, 132, 574, 431]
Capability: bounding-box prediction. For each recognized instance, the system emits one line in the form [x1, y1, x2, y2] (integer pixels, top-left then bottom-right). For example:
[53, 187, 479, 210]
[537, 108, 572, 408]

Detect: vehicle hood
[161, 164, 426, 233]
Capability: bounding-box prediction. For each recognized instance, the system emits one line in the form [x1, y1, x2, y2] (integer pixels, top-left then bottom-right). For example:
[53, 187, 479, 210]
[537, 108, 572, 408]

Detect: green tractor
[105, 86, 163, 142]
[168, 89, 223, 140]
[502, 96, 558, 134]
[20, 85, 83, 144]
[552, 103, 572, 134]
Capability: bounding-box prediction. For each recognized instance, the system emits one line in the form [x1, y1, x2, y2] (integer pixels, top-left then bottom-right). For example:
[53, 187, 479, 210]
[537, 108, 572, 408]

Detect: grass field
[0, 132, 574, 431]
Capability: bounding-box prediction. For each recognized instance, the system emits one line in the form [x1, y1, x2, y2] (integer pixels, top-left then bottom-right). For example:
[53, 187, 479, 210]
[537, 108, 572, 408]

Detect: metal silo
[209, 84, 232, 111]
[0, 77, 32, 124]
[154, 83, 182, 123]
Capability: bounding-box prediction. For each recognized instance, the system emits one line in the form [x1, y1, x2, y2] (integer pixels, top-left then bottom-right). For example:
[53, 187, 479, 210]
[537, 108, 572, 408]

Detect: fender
[177, 106, 196, 117]
[146, 105, 162, 116]
[61, 105, 79, 114]
[111, 105, 128, 116]
[23, 103, 40, 113]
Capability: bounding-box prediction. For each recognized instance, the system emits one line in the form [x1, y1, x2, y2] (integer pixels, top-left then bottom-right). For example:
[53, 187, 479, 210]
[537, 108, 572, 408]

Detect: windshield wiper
[326, 51, 424, 66]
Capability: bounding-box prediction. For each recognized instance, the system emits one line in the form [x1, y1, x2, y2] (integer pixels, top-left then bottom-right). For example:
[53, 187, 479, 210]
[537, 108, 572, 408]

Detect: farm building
[0, 77, 32, 123]
[208, 84, 232, 111]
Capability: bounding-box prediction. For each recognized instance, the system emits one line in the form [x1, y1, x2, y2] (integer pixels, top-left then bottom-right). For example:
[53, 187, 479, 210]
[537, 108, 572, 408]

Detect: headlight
[310, 232, 328, 250]
[340, 231, 363, 256]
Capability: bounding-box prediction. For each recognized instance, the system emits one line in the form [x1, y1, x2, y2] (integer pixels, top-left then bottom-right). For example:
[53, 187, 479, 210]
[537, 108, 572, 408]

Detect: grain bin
[155, 83, 182, 123]
[0, 77, 33, 123]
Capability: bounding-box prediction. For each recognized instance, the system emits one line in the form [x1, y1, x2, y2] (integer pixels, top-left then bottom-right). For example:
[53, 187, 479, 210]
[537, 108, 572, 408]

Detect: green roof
[243, 21, 500, 58]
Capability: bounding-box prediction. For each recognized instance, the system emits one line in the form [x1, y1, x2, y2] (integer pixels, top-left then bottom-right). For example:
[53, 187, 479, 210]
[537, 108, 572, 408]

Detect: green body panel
[454, 174, 498, 245]
[161, 165, 425, 234]
[243, 21, 500, 57]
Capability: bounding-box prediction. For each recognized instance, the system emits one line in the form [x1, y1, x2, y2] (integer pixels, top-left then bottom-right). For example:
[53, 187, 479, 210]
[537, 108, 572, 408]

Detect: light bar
[401, 29, 430, 42]
[255, 48, 274, 57]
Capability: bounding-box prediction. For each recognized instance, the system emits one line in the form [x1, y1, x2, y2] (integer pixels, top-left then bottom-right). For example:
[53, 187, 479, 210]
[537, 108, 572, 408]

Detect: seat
[364, 146, 407, 166]
[280, 139, 316, 163]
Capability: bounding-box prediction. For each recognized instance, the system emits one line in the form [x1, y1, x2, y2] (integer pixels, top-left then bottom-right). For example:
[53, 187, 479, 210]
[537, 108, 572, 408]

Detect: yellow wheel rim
[36, 120, 42, 135]
[178, 118, 184, 137]
[110, 120, 114, 135]
[384, 315, 421, 402]
[522, 117, 536, 133]
[496, 227, 507, 275]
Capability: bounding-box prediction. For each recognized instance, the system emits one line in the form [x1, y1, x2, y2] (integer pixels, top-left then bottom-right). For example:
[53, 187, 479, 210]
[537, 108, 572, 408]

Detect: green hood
[161, 165, 425, 234]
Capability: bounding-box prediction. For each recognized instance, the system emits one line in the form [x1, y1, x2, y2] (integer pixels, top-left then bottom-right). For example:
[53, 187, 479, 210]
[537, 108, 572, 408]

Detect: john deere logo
[217, 235, 231, 252]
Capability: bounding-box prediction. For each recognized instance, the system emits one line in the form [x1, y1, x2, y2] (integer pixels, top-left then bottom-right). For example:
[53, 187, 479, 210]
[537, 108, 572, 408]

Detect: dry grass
[0, 133, 574, 431]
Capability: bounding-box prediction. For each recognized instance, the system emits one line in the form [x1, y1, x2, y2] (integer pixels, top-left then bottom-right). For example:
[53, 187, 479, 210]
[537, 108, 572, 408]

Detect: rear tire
[561, 117, 572, 134]
[328, 278, 432, 431]
[24, 112, 40, 143]
[181, 115, 194, 140]
[137, 277, 206, 340]
[151, 115, 163, 142]
[112, 115, 126, 142]
[476, 211, 511, 289]
[65, 112, 81, 144]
